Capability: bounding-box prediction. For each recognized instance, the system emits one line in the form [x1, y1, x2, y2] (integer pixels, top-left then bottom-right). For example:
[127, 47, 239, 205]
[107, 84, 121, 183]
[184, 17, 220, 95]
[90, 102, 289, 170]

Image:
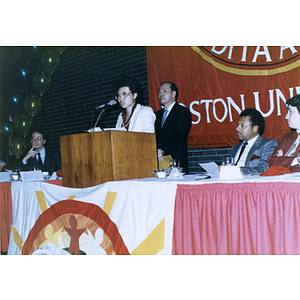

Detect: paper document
[159, 155, 173, 169]
[20, 170, 44, 181]
[86, 127, 102, 132]
[103, 127, 126, 131]
[198, 162, 219, 176]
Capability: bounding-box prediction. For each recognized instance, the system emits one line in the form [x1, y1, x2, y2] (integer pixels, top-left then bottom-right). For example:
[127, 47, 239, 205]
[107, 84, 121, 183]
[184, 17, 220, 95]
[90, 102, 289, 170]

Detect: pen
[195, 175, 211, 180]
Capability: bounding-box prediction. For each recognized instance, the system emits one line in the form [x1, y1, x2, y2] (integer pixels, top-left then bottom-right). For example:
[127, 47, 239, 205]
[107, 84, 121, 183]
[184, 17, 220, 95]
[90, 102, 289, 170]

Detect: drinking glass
[170, 159, 174, 168]
[173, 159, 180, 167]
[222, 156, 234, 166]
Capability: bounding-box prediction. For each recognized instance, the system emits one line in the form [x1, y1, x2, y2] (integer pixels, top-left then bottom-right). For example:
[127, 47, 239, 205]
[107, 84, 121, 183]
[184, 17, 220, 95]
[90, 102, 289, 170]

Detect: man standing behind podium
[155, 81, 192, 173]
[19, 129, 61, 176]
[231, 108, 278, 175]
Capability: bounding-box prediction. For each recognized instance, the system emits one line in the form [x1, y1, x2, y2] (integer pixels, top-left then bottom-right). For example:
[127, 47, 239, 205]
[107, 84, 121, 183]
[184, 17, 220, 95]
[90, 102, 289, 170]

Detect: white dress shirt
[235, 135, 259, 167]
[163, 101, 176, 117]
[115, 104, 156, 133]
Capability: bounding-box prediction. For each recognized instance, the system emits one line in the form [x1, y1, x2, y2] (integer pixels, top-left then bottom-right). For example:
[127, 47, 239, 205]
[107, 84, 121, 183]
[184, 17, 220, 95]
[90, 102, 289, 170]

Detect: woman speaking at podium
[114, 77, 156, 133]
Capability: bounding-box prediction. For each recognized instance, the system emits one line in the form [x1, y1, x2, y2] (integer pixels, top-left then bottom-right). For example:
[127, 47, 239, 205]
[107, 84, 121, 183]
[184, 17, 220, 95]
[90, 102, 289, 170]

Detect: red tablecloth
[0, 182, 12, 253]
[172, 182, 300, 255]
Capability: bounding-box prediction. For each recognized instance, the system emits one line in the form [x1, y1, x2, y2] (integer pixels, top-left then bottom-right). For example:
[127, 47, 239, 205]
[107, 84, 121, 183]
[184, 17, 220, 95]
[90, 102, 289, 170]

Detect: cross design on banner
[16, 191, 166, 255]
[64, 215, 86, 255]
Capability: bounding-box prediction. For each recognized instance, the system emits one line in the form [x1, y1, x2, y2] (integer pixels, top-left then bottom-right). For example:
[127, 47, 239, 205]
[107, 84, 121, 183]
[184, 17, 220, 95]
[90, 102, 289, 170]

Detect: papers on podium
[103, 127, 126, 131]
[86, 127, 127, 132]
[86, 127, 102, 132]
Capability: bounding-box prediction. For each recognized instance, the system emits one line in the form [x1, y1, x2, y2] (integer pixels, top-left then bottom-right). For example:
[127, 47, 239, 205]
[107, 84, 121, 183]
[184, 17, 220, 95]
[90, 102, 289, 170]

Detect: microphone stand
[92, 108, 106, 132]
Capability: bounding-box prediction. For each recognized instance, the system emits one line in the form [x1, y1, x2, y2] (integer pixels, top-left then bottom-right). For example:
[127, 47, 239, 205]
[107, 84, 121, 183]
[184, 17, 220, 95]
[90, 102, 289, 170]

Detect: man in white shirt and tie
[230, 108, 278, 175]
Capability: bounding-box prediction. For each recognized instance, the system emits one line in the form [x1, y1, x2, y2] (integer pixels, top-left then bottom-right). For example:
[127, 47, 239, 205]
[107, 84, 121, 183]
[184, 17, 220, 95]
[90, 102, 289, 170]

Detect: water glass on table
[222, 156, 234, 166]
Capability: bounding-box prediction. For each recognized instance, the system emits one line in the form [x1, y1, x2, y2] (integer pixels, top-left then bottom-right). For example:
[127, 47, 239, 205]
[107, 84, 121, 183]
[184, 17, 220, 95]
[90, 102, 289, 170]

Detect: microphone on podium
[96, 99, 117, 110]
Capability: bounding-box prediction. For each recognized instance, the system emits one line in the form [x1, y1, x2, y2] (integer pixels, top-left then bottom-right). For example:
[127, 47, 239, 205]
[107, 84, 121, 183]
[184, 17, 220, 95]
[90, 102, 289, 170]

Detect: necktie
[37, 153, 43, 170]
[235, 141, 248, 165]
[161, 108, 168, 128]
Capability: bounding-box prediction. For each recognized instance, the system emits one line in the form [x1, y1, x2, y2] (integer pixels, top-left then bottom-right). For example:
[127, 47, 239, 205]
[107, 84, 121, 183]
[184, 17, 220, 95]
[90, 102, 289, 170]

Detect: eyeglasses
[31, 137, 43, 142]
[158, 88, 171, 95]
[115, 92, 132, 100]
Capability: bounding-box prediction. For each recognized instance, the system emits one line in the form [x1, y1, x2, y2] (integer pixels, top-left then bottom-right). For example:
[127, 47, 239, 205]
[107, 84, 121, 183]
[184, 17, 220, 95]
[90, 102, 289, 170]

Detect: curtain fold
[172, 182, 300, 255]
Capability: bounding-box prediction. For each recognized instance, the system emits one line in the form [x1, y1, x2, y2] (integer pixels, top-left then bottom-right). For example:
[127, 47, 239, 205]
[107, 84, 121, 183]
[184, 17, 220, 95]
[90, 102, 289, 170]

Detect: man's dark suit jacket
[155, 102, 192, 173]
[18, 148, 61, 176]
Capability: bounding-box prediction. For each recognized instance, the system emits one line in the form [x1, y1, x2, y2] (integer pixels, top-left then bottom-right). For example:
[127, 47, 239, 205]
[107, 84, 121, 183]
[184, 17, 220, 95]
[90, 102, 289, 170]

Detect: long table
[2, 173, 300, 254]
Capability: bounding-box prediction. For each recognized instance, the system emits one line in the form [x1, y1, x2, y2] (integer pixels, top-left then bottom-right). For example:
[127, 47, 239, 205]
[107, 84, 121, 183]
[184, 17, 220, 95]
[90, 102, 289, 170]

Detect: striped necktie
[161, 108, 168, 128]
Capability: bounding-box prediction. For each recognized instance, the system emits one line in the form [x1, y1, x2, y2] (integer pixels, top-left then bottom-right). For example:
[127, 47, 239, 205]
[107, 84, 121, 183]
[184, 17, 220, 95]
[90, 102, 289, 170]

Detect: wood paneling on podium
[60, 131, 158, 188]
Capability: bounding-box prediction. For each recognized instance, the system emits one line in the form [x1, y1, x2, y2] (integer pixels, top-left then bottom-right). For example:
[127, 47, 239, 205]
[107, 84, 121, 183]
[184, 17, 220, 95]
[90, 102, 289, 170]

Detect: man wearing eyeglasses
[19, 129, 61, 176]
[155, 81, 192, 173]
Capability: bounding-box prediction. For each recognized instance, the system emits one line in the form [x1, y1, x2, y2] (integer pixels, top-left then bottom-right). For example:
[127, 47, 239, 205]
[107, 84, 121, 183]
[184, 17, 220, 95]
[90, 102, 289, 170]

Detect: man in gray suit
[230, 108, 278, 175]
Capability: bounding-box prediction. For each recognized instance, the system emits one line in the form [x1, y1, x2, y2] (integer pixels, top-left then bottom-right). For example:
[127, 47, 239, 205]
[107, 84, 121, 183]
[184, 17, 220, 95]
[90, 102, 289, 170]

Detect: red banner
[147, 46, 300, 148]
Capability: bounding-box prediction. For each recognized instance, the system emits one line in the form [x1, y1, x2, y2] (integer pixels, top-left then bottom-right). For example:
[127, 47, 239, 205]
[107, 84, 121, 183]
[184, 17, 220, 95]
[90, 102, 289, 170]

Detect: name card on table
[20, 170, 44, 181]
[168, 167, 184, 179]
[219, 166, 243, 180]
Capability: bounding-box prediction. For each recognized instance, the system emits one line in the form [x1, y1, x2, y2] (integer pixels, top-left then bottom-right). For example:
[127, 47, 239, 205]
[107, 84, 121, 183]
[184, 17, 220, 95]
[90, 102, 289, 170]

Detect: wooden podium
[60, 130, 158, 188]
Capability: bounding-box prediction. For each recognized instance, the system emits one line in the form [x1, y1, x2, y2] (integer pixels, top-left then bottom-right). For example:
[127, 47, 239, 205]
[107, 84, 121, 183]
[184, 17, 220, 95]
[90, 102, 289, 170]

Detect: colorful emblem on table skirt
[22, 199, 130, 255]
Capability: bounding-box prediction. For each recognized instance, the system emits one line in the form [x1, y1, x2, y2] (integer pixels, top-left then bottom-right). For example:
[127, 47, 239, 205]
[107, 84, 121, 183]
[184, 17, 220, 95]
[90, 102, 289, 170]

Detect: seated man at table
[231, 108, 278, 175]
[18, 128, 61, 176]
[268, 94, 300, 172]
